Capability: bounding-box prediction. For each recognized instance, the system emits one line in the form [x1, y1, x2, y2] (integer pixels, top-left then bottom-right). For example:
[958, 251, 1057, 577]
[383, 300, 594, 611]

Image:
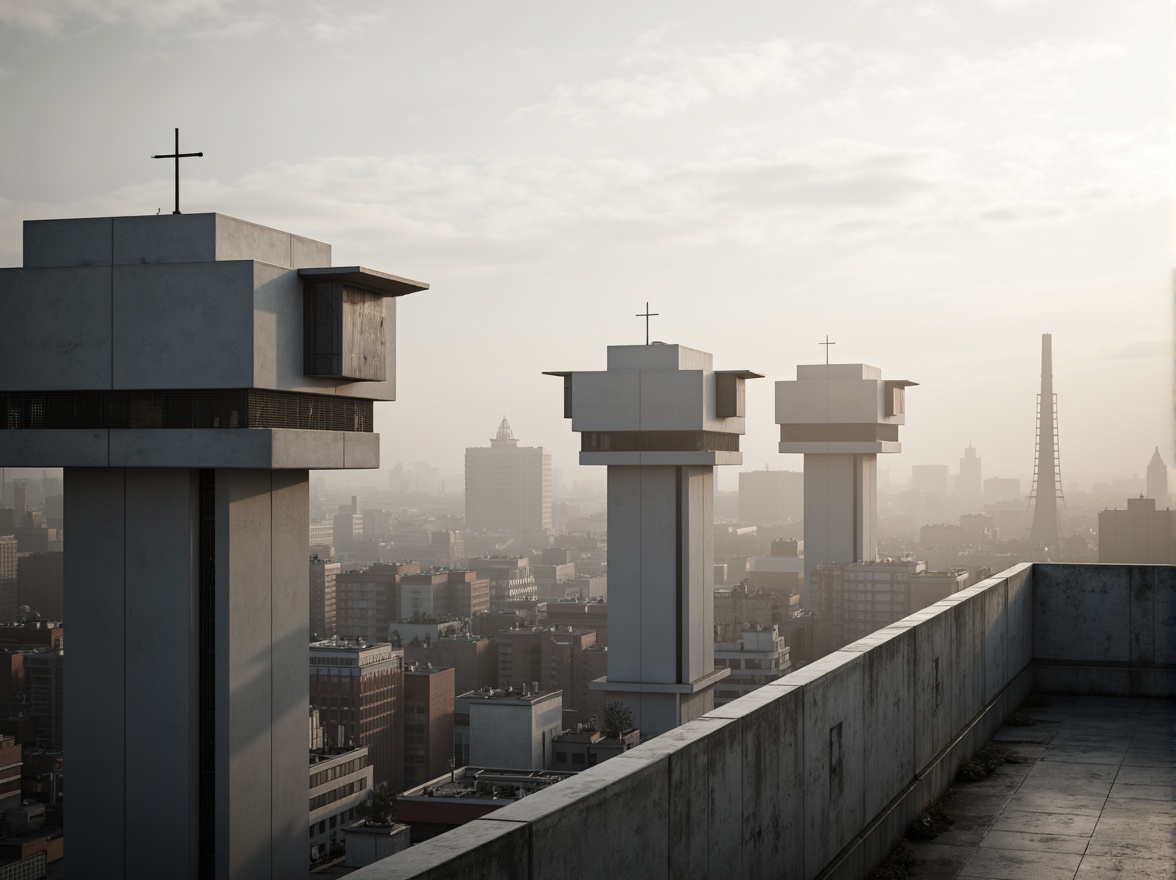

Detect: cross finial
[152, 128, 204, 215]
[636, 302, 659, 345]
[819, 335, 836, 366]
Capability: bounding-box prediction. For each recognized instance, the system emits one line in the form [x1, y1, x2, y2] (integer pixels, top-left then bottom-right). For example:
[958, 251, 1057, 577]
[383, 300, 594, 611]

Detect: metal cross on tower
[152, 128, 204, 215]
[636, 302, 659, 345]
[819, 335, 836, 365]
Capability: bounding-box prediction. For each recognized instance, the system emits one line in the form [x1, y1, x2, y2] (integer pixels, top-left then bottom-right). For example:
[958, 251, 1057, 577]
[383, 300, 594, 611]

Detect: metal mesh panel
[0, 390, 373, 433]
[580, 431, 740, 453]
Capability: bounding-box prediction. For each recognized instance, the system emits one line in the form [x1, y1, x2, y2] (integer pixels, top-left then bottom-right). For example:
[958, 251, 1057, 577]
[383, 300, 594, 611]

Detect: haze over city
[0, 0, 1169, 490]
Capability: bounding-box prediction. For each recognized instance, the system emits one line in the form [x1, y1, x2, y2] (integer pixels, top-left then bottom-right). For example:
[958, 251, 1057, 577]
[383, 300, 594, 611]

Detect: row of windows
[310, 807, 358, 838]
[310, 755, 368, 788]
[309, 776, 367, 812]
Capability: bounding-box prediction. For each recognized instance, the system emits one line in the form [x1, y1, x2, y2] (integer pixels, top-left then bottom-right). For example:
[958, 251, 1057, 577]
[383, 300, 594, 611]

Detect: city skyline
[0, 0, 1168, 489]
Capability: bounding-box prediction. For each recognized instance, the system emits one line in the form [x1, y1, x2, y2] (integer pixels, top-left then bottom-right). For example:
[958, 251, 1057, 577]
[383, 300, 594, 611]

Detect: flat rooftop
[908, 695, 1175, 879]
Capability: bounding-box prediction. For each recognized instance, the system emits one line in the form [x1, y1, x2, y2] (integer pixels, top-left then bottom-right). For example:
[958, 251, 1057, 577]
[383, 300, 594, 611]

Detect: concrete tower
[1146, 447, 1169, 508]
[1028, 333, 1064, 547]
[0, 213, 427, 878]
[548, 344, 761, 735]
[775, 363, 916, 609]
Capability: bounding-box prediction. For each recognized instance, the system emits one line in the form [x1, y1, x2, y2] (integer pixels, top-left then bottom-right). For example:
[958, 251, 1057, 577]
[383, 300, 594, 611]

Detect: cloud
[0, 0, 372, 39]
[517, 39, 839, 125]
[0, 0, 232, 32]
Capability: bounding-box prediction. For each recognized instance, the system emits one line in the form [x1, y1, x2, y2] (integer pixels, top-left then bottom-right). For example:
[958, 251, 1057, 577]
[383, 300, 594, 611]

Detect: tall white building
[465, 418, 552, 534]
[549, 343, 761, 735]
[776, 362, 916, 610]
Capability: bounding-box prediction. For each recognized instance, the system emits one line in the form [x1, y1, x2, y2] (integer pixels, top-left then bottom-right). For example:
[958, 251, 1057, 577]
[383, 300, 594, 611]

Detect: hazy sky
[0, 0, 1170, 492]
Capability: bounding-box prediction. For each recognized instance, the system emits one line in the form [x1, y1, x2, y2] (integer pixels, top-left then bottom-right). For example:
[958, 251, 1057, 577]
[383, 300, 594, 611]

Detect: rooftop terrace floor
[908, 695, 1175, 880]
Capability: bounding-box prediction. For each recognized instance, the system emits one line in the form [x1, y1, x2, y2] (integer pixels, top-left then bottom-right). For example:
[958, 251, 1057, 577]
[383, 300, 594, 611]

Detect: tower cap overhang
[297, 266, 428, 297]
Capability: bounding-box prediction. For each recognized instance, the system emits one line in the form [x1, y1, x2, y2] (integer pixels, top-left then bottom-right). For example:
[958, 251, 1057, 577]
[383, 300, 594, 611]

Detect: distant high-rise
[958, 446, 982, 513]
[464, 418, 552, 535]
[1146, 447, 1169, 508]
[1028, 334, 1065, 547]
[776, 361, 917, 610]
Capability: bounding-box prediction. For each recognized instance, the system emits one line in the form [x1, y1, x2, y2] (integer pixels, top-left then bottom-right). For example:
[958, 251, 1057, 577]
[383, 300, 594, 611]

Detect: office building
[336, 562, 421, 643]
[1098, 497, 1176, 564]
[815, 560, 968, 652]
[399, 569, 490, 622]
[468, 556, 537, 611]
[309, 639, 405, 791]
[464, 418, 552, 535]
[310, 556, 341, 640]
[713, 624, 790, 706]
[308, 706, 372, 864]
[403, 664, 456, 789]
[460, 687, 563, 770]
[23, 650, 62, 750]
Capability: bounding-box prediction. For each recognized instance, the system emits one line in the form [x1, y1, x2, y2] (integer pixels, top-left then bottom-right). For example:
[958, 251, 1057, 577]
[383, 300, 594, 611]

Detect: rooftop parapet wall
[355, 563, 1173, 880]
[1034, 563, 1175, 697]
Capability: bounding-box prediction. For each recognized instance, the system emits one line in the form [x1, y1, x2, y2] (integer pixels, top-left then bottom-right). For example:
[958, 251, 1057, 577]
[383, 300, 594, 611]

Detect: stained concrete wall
[352, 563, 1040, 880]
[1033, 563, 1175, 697]
[352, 562, 1171, 880]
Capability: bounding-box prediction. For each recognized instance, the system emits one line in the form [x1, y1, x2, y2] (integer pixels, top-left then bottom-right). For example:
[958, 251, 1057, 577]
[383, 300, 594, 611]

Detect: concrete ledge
[355, 563, 1173, 880]
[349, 818, 529, 880]
[0, 428, 381, 470]
[0, 429, 110, 466]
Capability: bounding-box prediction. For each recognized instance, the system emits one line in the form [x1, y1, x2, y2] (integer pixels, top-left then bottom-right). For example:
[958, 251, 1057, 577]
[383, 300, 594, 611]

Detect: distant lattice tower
[1028, 333, 1065, 547]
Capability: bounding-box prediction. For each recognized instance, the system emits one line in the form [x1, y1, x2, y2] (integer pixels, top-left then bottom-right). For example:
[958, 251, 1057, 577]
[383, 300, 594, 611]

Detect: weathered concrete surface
[352, 563, 1173, 880]
[1034, 564, 1176, 697]
[907, 695, 1176, 880]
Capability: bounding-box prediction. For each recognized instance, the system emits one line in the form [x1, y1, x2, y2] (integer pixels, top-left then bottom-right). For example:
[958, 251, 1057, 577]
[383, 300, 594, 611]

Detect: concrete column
[602, 465, 719, 736]
[801, 454, 877, 607]
[65, 468, 308, 880]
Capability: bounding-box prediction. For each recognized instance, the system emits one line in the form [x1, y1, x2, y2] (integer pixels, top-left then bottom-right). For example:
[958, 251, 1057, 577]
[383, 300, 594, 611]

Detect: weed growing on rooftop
[958, 743, 1009, 782]
[868, 840, 918, 880]
[907, 801, 955, 840]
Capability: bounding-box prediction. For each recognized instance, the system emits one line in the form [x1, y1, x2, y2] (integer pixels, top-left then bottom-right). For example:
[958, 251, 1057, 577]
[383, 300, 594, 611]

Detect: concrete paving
[906, 695, 1175, 880]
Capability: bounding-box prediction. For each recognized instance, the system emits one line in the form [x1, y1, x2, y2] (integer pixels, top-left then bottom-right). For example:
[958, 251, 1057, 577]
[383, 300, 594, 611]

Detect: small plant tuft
[1005, 710, 1036, 727]
[958, 743, 1009, 782]
[907, 801, 955, 840]
[869, 840, 918, 880]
